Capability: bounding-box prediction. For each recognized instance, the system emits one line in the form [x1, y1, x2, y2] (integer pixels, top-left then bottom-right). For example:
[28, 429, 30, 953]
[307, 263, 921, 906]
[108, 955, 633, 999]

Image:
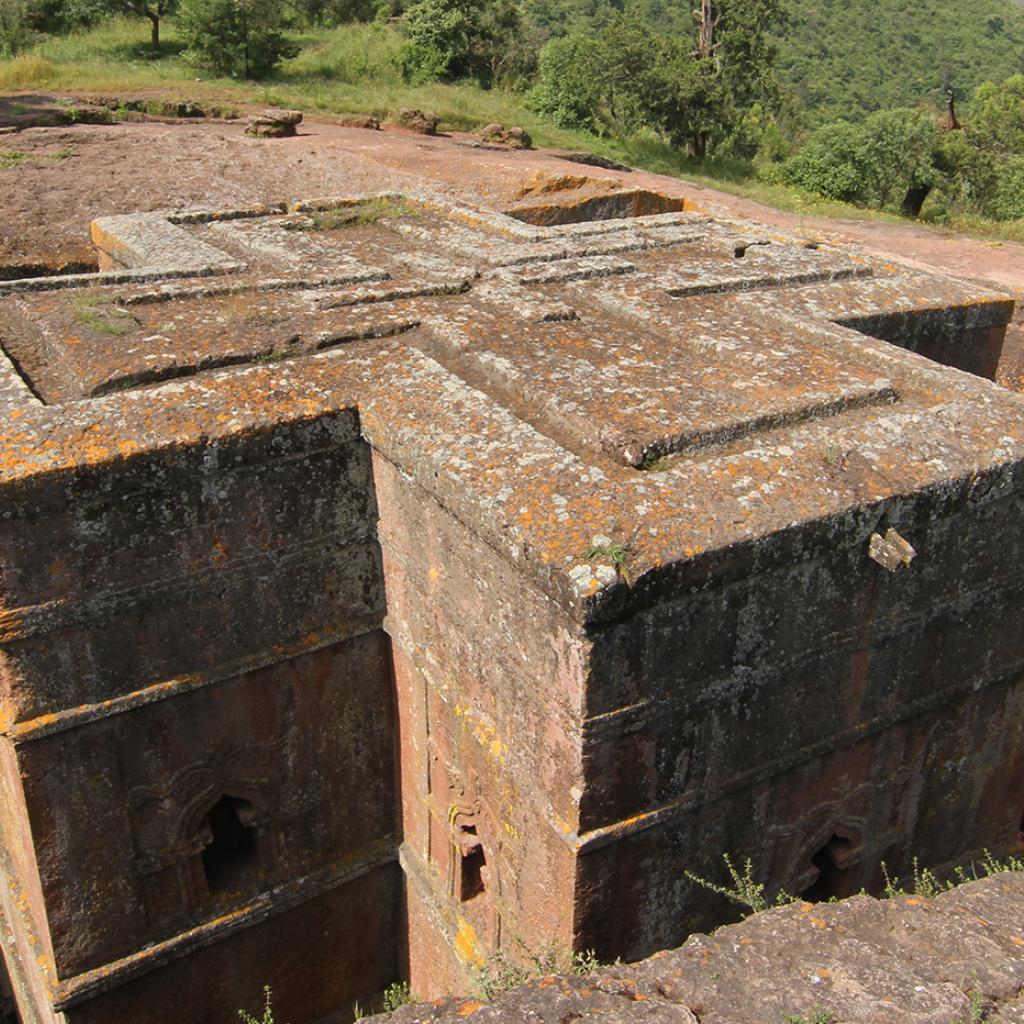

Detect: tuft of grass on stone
[584, 540, 634, 587]
[783, 1012, 834, 1024]
[70, 289, 136, 336]
[0, 150, 31, 168]
[381, 981, 412, 1013]
[299, 197, 422, 231]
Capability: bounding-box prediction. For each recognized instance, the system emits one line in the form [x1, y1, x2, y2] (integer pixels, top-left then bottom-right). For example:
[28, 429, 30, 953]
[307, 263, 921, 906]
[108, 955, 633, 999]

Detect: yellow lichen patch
[454, 703, 507, 764]
[514, 174, 617, 199]
[454, 917, 485, 968]
[456, 1000, 485, 1017]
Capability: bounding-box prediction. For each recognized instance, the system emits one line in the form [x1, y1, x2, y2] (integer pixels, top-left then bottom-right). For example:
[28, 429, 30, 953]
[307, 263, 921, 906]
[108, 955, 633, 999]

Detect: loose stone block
[245, 108, 303, 138]
[478, 123, 533, 148]
[398, 108, 441, 135]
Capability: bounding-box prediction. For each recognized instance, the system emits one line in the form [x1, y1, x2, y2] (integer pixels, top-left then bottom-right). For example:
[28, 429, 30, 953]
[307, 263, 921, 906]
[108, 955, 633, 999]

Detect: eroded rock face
[372, 872, 1024, 1024]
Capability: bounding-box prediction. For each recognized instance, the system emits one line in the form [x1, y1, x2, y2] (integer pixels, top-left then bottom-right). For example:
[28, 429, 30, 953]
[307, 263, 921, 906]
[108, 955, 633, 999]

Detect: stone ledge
[373, 871, 1024, 1024]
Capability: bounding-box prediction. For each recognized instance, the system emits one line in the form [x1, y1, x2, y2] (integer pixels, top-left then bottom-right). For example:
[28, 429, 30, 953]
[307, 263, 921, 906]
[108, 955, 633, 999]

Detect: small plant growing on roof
[571, 949, 602, 974]
[238, 986, 283, 1024]
[881, 849, 1023, 899]
[584, 538, 634, 587]
[948, 989, 992, 1024]
[294, 198, 422, 232]
[783, 1011, 834, 1024]
[381, 981, 412, 1012]
[640, 452, 670, 471]
[684, 853, 795, 914]
[70, 289, 136, 337]
[473, 942, 600, 998]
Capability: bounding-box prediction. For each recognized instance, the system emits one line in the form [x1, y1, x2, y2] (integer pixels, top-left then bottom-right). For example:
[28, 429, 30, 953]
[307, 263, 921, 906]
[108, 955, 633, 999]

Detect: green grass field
[3, 16, 1024, 243]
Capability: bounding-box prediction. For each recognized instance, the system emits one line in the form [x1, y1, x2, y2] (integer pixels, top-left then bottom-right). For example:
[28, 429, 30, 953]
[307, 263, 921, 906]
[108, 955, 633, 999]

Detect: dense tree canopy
[529, 0, 784, 158]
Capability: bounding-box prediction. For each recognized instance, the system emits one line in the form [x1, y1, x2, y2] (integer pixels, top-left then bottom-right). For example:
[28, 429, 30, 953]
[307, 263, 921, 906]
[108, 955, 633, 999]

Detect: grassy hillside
[776, 0, 1024, 125]
[6, 5, 1024, 241]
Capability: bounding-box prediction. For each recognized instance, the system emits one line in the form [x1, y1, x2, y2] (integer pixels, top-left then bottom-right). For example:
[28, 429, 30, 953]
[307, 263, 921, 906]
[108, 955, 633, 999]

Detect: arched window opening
[801, 834, 856, 902]
[200, 795, 257, 895]
[458, 824, 487, 902]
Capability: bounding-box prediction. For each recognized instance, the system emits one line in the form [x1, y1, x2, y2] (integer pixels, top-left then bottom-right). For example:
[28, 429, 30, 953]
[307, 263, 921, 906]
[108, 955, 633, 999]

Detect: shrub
[969, 74, 1024, 156]
[400, 0, 493, 83]
[983, 155, 1024, 220]
[0, 51, 54, 87]
[176, 0, 296, 78]
[780, 120, 871, 202]
[781, 108, 940, 211]
[527, 33, 605, 133]
[858, 107, 941, 209]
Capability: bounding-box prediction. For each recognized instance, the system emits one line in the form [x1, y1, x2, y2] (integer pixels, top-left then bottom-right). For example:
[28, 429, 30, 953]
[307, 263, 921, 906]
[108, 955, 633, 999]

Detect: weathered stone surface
[399, 108, 441, 134]
[0, 180, 1022, 1024]
[246, 108, 303, 138]
[373, 873, 1024, 1024]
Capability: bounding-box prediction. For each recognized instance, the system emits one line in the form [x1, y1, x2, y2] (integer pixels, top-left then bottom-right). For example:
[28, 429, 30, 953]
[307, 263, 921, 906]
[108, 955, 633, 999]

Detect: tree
[780, 108, 942, 216]
[401, 0, 522, 84]
[528, 32, 605, 132]
[288, 0, 377, 26]
[117, 0, 174, 53]
[860, 107, 941, 216]
[685, 0, 785, 159]
[969, 74, 1024, 156]
[0, 0, 34, 56]
[780, 120, 872, 202]
[527, 6, 698, 140]
[177, 0, 295, 77]
[937, 129, 999, 218]
[990, 156, 1024, 220]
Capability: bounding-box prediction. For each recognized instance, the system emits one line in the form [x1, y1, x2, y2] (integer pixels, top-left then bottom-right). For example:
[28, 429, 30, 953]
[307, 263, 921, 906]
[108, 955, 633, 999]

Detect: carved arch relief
[799, 824, 865, 903]
[127, 740, 283, 923]
[448, 798, 503, 948]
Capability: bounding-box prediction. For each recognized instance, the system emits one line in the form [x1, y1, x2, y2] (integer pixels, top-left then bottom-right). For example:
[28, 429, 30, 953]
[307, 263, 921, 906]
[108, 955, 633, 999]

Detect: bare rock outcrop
[372, 872, 1024, 1024]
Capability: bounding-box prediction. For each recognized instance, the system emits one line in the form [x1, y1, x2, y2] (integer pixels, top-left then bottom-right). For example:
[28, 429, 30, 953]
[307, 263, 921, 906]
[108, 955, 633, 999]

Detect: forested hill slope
[776, 0, 1024, 124]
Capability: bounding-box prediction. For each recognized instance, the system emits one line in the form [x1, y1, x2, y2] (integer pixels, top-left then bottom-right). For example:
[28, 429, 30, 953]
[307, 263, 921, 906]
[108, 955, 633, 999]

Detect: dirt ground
[2, 95, 1023, 388]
